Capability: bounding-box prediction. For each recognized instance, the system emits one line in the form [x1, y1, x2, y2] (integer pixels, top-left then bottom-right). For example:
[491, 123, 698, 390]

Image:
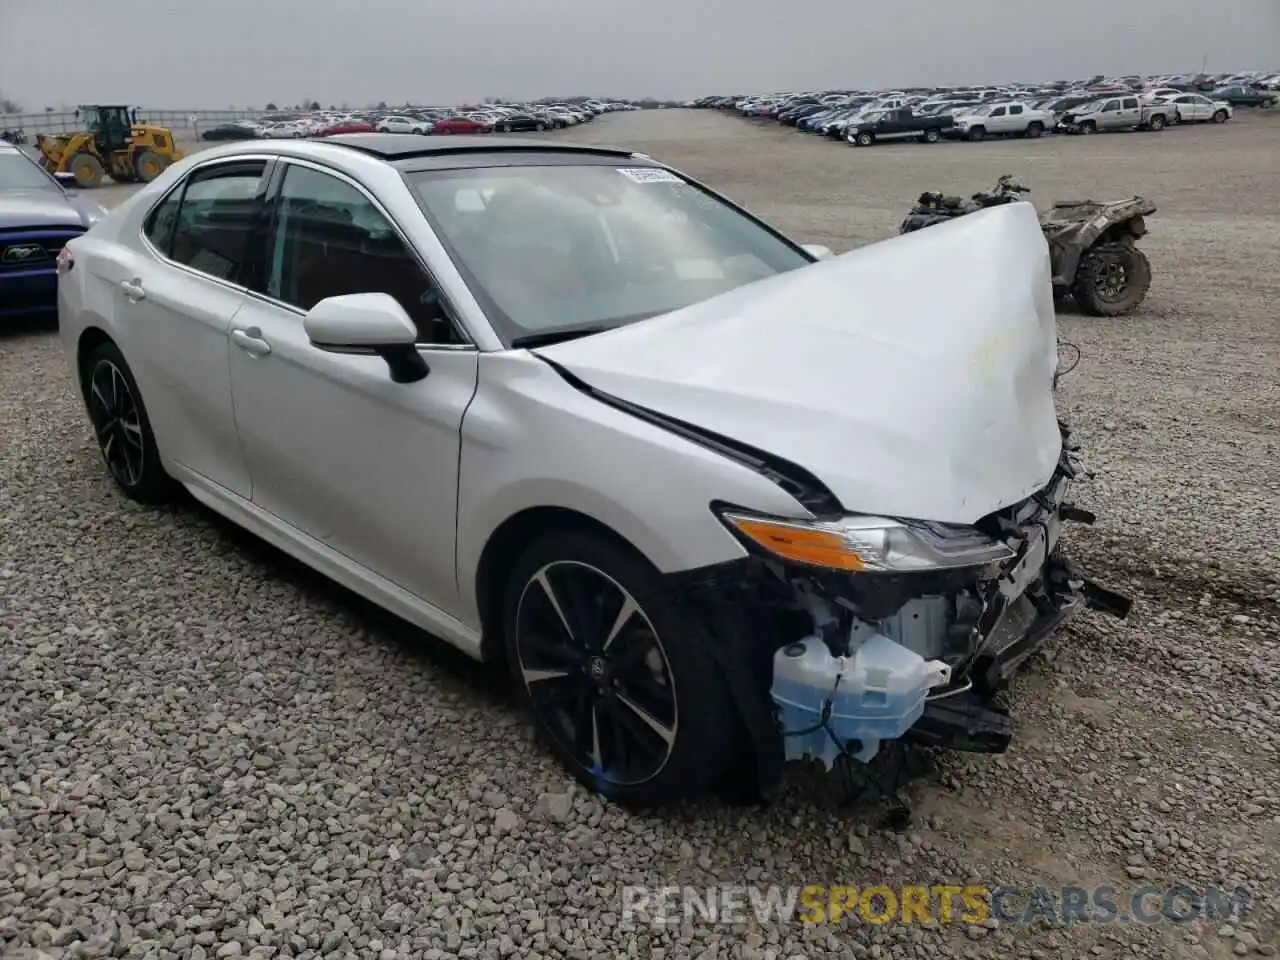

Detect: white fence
[0, 109, 268, 136]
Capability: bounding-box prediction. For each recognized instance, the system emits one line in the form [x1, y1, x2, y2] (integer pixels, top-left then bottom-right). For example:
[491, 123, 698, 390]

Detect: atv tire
[1073, 242, 1151, 317]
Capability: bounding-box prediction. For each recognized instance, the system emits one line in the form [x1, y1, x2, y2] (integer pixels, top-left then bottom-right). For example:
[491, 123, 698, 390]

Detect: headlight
[719, 510, 1015, 573]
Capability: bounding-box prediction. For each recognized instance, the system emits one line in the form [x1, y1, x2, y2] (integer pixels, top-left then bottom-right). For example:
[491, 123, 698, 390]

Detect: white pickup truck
[1058, 95, 1178, 134]
[950, 101, 1056, 140]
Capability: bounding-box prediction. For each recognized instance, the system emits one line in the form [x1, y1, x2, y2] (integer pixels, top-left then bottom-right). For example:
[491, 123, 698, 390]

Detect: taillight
[56, 246, 74, 277]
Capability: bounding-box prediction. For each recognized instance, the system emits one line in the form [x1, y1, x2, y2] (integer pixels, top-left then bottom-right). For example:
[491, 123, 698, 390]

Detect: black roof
[320, 132, 636, 161]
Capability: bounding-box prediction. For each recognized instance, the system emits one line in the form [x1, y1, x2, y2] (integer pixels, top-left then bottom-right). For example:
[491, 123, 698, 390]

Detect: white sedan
[56, 134, 1125, 806]
[1161, 93, 1232, 124]
[376, 115, 432, 135]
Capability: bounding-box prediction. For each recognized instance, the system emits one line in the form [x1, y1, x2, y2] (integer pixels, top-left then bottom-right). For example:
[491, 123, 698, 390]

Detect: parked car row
[199, 99, 637, 142]
[689, 70, 1274, 147]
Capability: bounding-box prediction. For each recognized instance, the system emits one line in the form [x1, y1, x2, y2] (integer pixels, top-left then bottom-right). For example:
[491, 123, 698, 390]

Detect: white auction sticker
[618, 167, 683, 184]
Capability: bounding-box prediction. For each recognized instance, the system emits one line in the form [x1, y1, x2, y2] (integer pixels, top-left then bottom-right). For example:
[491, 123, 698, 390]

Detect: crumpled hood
[0, 189, 92, 229]
[535, 202, 1063, 525]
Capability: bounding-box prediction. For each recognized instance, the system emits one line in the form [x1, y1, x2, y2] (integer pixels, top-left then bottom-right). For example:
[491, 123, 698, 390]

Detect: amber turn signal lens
[727, 516, 866, 571]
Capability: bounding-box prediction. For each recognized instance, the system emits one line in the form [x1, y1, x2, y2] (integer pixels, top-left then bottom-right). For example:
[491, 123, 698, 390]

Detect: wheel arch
[474, 505, 654, 666]
[76, 326, 116, 398]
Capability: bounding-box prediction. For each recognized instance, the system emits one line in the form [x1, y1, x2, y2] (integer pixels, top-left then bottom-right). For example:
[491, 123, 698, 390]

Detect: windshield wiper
[509, 325, 607, 349]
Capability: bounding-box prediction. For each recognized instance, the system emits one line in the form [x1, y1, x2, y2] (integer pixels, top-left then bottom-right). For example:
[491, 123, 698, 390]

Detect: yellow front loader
[36, 105, 184, 188]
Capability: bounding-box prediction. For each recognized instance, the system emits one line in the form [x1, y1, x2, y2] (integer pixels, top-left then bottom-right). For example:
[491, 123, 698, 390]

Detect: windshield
[407, 163, 812, 346]
[1075, 100, 1103, 113]
[0, 153, 57, 191]
[965, 104, 994, 116]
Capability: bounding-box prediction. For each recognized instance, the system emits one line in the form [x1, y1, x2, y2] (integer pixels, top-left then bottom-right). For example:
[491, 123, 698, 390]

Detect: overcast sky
[1, 0, 1276, 110]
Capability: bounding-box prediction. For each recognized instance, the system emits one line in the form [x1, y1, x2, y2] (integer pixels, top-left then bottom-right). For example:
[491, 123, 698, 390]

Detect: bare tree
[0, 90, 22, 114]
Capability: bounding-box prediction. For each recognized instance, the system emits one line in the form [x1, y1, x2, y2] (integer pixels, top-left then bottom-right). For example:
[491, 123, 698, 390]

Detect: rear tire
[1025, 121, 1044, 138]
[1073, 242, 1152, 317]
[502, 530, 739, 808]
[82, 342, 176, 504]
[132, 149, 165, 183]
[68, 152, 105, 188]
[1148, 114, 1166, 131]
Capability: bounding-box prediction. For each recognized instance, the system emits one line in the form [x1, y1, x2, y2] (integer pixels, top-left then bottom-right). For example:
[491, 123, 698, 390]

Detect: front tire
[967, 126, 986, 142]
[1212, 109, 1228, 123]
[503, 531, 738, 807]
[922, 128, 940, 143]
[83, 343, 175, 503]
[1073, 242, 1152, 317]
[68, 151, 105, 188]
[854, 131, 874, 146]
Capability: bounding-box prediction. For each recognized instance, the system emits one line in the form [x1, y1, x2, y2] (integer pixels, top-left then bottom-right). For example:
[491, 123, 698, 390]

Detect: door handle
[231, 327, 272, 357]
[119, 278, 146, 302]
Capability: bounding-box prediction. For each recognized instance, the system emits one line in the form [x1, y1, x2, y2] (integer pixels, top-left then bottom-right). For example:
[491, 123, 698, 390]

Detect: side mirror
[802, 243, 835, 261]
[53, 171, 78, 188]
[303, 293, 428, 384]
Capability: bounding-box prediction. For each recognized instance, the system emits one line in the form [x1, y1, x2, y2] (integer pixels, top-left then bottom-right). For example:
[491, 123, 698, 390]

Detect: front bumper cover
[668, 431, 1131, 800]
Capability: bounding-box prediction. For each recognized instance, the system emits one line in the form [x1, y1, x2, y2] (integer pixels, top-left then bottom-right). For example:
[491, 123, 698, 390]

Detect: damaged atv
[900, 175, 1156, 316]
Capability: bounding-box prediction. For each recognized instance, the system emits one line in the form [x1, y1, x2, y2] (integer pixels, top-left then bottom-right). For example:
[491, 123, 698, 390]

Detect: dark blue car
[0, 143, 106, 318]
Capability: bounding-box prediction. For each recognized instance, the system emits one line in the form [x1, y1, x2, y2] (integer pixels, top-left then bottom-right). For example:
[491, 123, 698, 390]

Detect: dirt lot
[2, 111, 1278, 960]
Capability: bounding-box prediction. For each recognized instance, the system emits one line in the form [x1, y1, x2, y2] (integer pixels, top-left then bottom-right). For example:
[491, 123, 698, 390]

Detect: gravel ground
[2, 110, 1278, 960]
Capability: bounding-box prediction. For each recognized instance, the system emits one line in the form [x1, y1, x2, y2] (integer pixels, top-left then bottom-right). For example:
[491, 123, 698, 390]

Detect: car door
[116, 158, 272, 497]
[878, 110, 906, 137]
[1186, 95, 1208, 121]
[1121, 97, 1141, 126]
[1098, 99, 1121, 129]
[226, 158, 478, 615]
[987, 105, 1010, 132]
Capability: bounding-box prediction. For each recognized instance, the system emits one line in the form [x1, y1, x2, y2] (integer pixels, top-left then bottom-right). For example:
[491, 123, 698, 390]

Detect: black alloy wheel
[83, 343, 174, 503]
[515, 560, 678, 787]
[502, 531, 739, 806]
[1072, 242, 1152, 316]
[88, 358, 145, 489]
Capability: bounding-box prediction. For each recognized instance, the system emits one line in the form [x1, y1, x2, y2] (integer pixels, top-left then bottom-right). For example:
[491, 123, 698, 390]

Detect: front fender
[455, 352, 814, 629]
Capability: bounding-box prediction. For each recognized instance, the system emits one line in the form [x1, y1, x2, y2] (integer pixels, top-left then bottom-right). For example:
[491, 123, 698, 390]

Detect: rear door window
[152, 161, 269, 283]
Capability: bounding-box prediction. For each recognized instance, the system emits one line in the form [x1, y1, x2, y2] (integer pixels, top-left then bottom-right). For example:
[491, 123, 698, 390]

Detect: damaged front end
[679, 420, 1131, 800]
